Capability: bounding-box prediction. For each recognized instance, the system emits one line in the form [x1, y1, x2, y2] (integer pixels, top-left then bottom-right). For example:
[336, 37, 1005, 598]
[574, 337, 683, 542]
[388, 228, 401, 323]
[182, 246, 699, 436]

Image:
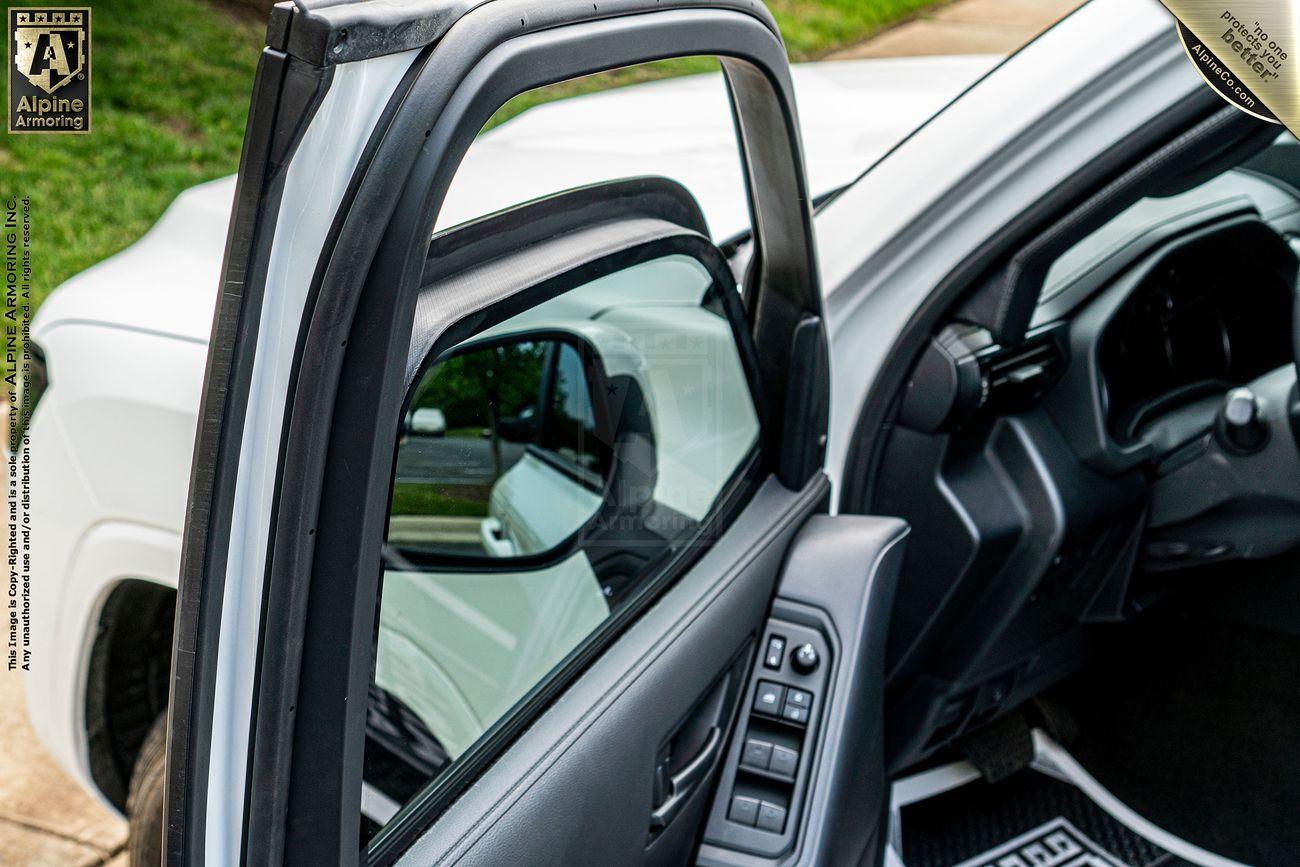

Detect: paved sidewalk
[0, 673, 127, 865]
[830, 0, 1085, 59]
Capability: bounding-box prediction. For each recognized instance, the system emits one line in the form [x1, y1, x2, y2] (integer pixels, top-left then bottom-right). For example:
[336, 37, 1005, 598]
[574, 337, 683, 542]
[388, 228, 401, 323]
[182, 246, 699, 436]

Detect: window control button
[768, 745, 798, 777]
[756, 801, 787, 833]
[781, 703, 809, 725]
[763, 635, 786, 670]
[786, 688, 812, 709]
[741, 738, 772, 770]
[729, 795, 760, 827]
[753, 681, 785, 716]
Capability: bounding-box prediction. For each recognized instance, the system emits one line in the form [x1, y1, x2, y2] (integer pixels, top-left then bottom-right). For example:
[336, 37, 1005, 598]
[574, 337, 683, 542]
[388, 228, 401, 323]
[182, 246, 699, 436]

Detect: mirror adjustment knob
[1219, 387, 1268, 453]
[790, 643, 819, 674]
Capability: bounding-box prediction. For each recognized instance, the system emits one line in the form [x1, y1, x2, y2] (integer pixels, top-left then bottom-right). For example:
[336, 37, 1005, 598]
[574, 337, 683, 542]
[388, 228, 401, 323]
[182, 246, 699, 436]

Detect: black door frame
[168, 3, 828, 865]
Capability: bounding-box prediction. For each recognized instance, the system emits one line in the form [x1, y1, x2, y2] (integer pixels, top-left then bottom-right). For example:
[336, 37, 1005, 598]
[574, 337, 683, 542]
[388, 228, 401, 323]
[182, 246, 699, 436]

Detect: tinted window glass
[363, 255, 759, 842]
[541, 343, 605, 477]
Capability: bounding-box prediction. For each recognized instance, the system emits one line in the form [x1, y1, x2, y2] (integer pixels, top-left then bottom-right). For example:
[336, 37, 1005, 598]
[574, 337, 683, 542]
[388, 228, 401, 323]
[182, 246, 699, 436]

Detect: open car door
[165, 2, 908, 864]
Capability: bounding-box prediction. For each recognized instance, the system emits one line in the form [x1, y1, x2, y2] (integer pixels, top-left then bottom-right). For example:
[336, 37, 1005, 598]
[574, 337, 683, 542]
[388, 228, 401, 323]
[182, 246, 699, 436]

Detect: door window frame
[168, 4, 825, 865]
[369, 226, 768, 857]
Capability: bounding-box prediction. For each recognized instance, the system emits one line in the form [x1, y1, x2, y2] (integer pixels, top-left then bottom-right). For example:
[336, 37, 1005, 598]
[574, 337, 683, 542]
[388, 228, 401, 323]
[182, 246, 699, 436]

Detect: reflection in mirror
[389, 337, 608, 559]
[363, 254, 760, 843]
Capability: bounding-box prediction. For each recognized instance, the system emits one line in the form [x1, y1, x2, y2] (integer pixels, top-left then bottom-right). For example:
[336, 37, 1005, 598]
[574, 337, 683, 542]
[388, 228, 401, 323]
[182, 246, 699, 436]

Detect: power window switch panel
[781, 703, 809, 725]
[763, 635, 786, 670]
[753, 681, 785, 716]
[756, 801, 787, 833]
[768, 745, 798, 778]
[729, 795, 760, 827]
[741, 738, 772, 770]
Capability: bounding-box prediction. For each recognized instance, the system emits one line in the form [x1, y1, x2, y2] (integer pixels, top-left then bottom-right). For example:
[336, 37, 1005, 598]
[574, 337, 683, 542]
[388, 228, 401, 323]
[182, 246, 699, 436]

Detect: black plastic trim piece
[272, 0, 785, 67]
[953, 107, 1277, 349]
[422, 175, 711, 283]
[839, 90, 1222, 514]
[778, 315, 830, 492]
[697, 515, 907, 867]
[773, 519, 906, 867]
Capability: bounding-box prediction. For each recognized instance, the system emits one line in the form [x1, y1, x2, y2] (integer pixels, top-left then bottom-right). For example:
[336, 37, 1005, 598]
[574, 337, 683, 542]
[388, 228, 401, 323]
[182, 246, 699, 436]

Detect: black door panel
[399, 477, 828, 866]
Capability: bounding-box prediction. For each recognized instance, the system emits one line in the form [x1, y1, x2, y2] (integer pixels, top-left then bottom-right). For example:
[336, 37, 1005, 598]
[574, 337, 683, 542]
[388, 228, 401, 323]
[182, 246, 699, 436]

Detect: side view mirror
[385, 252, 758, 575]
[390, 334, 615, 559]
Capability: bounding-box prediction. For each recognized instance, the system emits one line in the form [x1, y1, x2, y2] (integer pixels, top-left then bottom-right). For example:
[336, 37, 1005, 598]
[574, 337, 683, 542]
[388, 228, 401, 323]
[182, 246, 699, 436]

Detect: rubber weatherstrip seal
[165, 44, 333, 867]
[258, 5, 821, 863]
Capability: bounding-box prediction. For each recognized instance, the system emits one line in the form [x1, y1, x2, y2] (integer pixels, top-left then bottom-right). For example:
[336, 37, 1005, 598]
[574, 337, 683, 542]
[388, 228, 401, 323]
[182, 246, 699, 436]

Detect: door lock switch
[781, 703, 809, 725]
[782, 688, 812, 724]
[753, 681, 785, 716]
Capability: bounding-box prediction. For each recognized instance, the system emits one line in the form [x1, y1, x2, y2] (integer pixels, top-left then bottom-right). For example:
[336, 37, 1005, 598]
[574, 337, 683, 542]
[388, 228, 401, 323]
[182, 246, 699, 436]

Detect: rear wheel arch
[85, 578, 176, 811]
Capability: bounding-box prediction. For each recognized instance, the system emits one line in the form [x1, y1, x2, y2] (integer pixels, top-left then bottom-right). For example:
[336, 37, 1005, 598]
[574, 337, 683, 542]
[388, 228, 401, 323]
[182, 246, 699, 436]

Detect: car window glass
[435, 58, 754, 240]
[363, 254, 759, 844]
[542, 344, 604, 476]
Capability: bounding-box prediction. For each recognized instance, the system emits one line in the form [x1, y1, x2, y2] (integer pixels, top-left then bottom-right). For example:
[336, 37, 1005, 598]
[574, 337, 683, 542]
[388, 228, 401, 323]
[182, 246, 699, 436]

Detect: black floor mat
[900, 770, 1190, 867]
[1055, 613, 1300, 867]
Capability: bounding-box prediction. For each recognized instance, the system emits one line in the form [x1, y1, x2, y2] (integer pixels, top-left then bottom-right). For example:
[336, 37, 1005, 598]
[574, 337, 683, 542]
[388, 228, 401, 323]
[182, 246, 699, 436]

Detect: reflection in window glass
[363, 255, 759, 843]
[436, 58, 751, 240]
[543, 344, 603, 476]
[390, 342, 547, 547]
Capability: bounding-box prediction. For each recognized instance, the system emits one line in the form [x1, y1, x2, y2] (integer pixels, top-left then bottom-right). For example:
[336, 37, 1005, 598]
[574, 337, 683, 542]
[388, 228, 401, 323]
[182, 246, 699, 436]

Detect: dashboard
[1097, 219, 1295, 445]
[873, 162, 1300, 773]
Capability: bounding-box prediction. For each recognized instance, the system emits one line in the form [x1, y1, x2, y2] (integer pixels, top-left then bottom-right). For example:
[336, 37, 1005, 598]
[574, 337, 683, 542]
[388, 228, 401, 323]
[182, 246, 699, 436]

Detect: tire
[125, 714, 167, 867]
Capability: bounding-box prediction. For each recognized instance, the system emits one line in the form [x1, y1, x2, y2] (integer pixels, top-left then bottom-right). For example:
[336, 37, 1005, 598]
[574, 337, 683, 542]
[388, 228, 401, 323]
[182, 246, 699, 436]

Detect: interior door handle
[649, 726, 723, 831]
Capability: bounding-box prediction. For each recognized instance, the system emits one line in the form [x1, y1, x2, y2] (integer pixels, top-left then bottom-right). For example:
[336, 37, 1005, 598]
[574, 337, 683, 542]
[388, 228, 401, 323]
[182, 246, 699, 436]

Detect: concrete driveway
[395, 434, 526, 485]
[0, 673, 126, 864]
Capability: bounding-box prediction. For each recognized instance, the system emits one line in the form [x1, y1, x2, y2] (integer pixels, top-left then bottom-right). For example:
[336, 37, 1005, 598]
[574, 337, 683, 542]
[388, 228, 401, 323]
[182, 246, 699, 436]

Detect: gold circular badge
[1177, 20, 1280, 123]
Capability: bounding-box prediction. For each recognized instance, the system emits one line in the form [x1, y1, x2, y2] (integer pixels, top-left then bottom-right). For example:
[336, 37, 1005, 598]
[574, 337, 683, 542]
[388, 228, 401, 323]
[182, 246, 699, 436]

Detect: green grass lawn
[3, 0, 263, 314]
[391, 481, 488, 518]
[3, 0, 946, 318]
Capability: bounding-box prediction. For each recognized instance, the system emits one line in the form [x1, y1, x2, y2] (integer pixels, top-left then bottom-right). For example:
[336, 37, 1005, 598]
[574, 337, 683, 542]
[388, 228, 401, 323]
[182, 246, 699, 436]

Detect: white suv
[25, 2, 1300, 866]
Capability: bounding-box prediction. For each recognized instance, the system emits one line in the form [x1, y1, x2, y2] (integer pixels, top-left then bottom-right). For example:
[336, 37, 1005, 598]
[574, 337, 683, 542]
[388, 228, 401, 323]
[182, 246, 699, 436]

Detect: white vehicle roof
[33, 55, 997, 346]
